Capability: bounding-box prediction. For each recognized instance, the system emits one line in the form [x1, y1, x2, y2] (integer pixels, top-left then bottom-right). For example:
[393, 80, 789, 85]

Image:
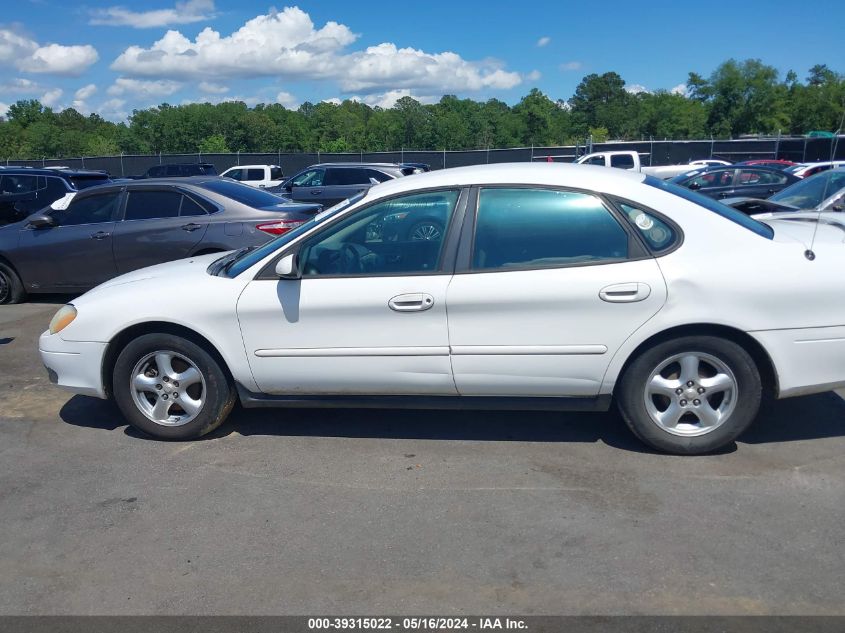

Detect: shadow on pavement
[59, 391, 845, 452]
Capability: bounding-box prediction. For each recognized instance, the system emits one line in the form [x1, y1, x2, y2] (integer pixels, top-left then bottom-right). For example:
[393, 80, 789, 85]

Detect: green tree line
[1, 59, 843, 159]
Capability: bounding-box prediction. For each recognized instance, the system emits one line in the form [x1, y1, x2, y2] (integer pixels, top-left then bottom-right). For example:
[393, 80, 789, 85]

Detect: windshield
[223, 192, 367, 278]
[201, 179, 292, 208]
[770, 171, 845, 209]
[644, 176, 774, 239]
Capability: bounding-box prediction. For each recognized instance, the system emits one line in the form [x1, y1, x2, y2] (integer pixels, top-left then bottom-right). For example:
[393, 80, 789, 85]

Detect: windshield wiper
[221, 246, 256, 275]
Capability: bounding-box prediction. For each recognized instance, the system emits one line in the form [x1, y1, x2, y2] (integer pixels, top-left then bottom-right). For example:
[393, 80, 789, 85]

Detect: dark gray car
[268, 163, 417, 207]
[0, 177, 321, 303]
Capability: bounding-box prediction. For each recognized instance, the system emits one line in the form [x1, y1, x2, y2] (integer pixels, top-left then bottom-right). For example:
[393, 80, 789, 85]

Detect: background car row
[0, 178, 322, 304]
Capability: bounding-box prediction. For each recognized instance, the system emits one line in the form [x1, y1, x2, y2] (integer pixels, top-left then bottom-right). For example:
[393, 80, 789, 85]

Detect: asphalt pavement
[0, 299, 843, 615]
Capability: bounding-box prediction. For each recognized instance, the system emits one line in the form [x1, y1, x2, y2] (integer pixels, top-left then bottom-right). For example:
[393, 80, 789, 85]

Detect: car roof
[0, 167, 109, 177]
[71, 176, 222, 194]
[364, 162, 646, 199]
[223, 164, 279, 169]
[311, 162, 404, 169]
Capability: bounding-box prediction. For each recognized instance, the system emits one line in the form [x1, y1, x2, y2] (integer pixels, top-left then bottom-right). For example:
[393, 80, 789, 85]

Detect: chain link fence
[5, 136, 844, 177]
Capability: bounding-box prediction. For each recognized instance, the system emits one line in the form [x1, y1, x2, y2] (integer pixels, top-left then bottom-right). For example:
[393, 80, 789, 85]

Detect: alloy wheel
[129, 350, 206, 426]
[643, 352, 738, 437]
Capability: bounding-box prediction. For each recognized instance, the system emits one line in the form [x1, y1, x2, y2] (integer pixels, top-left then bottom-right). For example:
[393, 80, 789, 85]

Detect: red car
[736, 159, 796, 170]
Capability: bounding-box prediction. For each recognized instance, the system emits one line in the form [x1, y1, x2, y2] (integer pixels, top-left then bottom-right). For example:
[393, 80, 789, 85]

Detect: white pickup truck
[220, 164, 285, 188]
[575, 151, 693, 180]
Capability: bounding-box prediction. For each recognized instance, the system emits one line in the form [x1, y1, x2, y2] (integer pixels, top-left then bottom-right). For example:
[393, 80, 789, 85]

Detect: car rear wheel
[0, 262, 25, 305]
[113, 333, 235, 439]
[617, 336, 761, 454]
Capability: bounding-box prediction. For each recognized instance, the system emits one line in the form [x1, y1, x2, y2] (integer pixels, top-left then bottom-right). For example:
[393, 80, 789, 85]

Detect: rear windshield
[201, 179, 291, 208]
[644, 175, 773, 239]
[70, 175, 110, 189]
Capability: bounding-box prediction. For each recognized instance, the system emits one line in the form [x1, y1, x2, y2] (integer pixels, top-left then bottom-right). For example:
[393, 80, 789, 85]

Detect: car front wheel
[113, 333, 235, 439]
[617, 336, 762, 454]
[0, 262, 25, 305]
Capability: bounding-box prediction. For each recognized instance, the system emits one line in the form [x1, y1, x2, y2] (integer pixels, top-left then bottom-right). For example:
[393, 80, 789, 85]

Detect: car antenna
[806, 152, 841, 262]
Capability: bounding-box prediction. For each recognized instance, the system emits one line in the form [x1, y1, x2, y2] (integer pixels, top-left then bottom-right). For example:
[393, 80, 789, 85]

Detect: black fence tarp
[6, 137, 844, 177]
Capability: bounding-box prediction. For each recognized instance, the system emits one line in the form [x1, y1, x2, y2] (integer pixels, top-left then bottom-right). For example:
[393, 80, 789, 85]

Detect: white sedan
[39, 163, 845, 454]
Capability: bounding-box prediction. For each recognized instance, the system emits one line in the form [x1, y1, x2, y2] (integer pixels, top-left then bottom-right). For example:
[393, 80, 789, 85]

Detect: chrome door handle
[599, 282, 651, 303]
[388, 293, 435, 312]
[181, 222, 202, 232]
[90, 231, 110, 240]
[311, 190, 322, 195]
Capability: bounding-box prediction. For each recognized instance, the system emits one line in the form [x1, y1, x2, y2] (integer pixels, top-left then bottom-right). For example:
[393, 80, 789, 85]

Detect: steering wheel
[341, 243, 364, 274]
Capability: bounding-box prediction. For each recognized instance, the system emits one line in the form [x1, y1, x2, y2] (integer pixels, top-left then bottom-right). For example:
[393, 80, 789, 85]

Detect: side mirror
[28, 214, 56, 229]
[285, 183, 293, 192]
[275, 253, 300, 279]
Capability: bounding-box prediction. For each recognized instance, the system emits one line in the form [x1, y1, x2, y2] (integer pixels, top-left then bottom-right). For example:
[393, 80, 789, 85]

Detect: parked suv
[0, 177, 321, 303]
[220, 164, 284, 188]
[269, 163, 417, 207]
[144, 163, 218, 178]
[0, 168, 111, 225]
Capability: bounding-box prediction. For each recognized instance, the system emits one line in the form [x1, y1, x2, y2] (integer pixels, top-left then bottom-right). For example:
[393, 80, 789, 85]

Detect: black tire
[407, 220, 444, 242]
[0, 261, 26, 305]
[617, 335, 761, 455]
[112, 333, 235, 440]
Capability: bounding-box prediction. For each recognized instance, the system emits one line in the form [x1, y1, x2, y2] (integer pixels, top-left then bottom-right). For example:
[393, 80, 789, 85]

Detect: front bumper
[39, 331, 108, 399]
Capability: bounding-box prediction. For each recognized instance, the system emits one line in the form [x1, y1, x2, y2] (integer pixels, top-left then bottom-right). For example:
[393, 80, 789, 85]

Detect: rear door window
[325, 168, 369, 186]
[246, 169, 265, 181]
[124, 189, 182, 220]
[367, 169, 393, 183]
[472, 188, 629, 270]
[180, 195, 209, 216]
[737, 169, 786, 185]
[610, 154, 635, 169]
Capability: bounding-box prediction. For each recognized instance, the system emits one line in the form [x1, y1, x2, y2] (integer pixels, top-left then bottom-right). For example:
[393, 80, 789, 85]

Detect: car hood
[82, 252, 228, 296]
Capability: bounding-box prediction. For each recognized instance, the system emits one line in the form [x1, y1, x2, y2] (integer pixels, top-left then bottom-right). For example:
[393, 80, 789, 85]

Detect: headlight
[49, 305, 77, 335]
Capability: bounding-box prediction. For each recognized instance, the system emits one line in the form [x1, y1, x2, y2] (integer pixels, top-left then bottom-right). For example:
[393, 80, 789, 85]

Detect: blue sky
[1, 0, 843, 121]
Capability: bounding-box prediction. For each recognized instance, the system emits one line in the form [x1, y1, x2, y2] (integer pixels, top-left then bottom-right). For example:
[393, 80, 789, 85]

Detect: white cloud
[107, 77, 183, 98]
[560, 61, 582, 71]
[40, 88, 63, 108]
[71, 84, 98, 113]
[324, 90, 437, 109]
[0, 102, 9, 118]
[670, 83, 688, 96]
[198, 80, 228, 94]
[526, 70, 542, 82]
[625, 83, 650, 94]
[90, 0, 216, 28]
[98, 98, 129, 121]
[74, 84, 98, 100]
[275, 90, 297, 108]
[536, 36, 551, 47]
[0, 77, 42, 93]
[111, 6, 523, 95]
[19, 44, 99, 76]
[0, 29, 99, 76]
